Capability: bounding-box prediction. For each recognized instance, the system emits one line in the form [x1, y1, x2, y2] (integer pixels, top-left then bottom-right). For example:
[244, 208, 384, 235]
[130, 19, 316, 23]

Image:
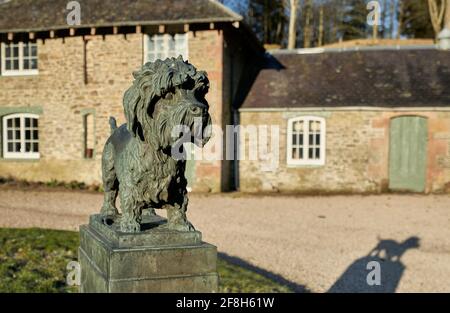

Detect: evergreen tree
[221, 0, 436, 46]
[400, 0, 434, 38]
[340, 0, 369, 40]
[246, 0, 287, 45]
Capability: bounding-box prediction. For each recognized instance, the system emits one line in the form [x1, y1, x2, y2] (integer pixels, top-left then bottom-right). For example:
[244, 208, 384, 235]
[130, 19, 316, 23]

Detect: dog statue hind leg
[119, 183, 144, 233]
[100, 118, 120, 219]
[100, 140, 119, 219]
[166, 193, 195, 231]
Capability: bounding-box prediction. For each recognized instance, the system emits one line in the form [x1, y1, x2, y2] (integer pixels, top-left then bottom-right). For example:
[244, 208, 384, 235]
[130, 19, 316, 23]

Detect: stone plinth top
[89, 214, 202, 249]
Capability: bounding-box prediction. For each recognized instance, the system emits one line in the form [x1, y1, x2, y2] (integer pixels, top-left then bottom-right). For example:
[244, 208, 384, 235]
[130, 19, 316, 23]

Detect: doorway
[389, 116, 428, 192]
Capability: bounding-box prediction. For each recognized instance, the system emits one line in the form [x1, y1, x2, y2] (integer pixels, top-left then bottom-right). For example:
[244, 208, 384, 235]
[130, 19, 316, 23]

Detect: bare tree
[287, 0, 299, 49]
[428, 0, 446, 37]
[303, 0, 313, 47]
[373, 16, 379, 40]
[318, 4, 324, 46]
[397, 0, 404, 39]
[446, 0, 450, 28]
[389, 0, 396, 38]
[382, 0, 388, 37]
[370, 0, 381, 40]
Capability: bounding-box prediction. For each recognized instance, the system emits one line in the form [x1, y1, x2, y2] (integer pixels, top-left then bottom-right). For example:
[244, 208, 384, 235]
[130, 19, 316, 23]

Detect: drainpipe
[232, 108, 240, 191]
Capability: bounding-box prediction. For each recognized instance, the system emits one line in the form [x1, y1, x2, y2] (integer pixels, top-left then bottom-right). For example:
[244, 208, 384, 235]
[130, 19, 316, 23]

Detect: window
[1, 42, 38, 76]
[144, 33, 188, 63]
[83, 113, 95, 159]
[2, 113, 39, 159]
[287, 116, 326, 166]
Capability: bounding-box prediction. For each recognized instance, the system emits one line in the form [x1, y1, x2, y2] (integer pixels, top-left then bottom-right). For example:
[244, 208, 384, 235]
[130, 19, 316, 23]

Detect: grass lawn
[0, 228, 291, 293]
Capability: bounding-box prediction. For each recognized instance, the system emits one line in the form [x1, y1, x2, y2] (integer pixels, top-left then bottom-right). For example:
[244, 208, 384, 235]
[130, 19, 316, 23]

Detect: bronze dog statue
[100, 56, 212, 233]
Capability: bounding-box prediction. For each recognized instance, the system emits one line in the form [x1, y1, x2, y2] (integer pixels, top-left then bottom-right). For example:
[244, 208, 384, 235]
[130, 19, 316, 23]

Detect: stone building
[239, 47, 450, 193]
[0, 0, 262, 192]
[1, 1, 449, 194]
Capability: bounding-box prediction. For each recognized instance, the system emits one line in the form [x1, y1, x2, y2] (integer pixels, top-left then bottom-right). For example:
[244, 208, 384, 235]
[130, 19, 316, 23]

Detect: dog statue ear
[123, 85, 141, 137]
[123, 79, 157, 138]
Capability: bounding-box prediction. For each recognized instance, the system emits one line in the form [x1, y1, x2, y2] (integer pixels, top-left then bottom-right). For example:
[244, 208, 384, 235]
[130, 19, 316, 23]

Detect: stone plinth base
[79, 214, 218, 293]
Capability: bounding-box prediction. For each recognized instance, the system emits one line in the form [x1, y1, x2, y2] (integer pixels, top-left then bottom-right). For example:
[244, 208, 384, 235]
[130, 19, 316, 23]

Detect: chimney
[438, 28, 450, 50]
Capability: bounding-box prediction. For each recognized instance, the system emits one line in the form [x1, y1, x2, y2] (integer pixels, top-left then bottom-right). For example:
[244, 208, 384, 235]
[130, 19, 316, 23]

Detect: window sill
[0, 158, 40, 163]
[286, 163, 325, 168]
[1, 70, 39, 77]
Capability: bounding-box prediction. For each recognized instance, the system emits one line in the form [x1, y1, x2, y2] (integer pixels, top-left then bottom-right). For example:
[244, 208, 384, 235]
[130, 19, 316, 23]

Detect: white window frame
[143, 33, 189, 63]
[2, 113, 40, 159]
[287, 116, 326, 166]
[1, 42, 38, 76]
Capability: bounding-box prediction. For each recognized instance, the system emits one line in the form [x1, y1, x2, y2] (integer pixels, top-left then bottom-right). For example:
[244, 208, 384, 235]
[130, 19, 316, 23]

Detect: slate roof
[241, 48, 450, 109]
[0, 0, 241, 33]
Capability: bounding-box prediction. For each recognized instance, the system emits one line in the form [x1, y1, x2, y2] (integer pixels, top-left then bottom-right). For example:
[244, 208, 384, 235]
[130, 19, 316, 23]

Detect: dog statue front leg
[167, 194, 195, 231]
[101, 188, 119, 218]
[101, 140, 119, 219]
[119, 187, 142, 233]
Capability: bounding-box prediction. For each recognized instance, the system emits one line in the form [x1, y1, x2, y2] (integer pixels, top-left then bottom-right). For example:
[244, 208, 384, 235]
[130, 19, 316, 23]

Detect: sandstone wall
[0, 30, 227, 191]
[187, 30, 225, 192]
[239, 110, 450, 193]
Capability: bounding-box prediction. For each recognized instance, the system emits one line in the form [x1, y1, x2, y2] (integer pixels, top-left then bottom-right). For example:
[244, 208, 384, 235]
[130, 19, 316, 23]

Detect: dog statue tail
[109, 117, 117, 134]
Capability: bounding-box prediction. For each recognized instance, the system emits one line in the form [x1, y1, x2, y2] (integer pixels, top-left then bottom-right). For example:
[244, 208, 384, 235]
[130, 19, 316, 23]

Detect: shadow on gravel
[218, 252, 310, 293]
[328, 236, 421, 293]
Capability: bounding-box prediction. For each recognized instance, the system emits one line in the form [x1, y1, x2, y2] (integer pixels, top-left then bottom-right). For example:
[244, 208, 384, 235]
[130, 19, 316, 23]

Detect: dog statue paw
[167, 220, 196, 232]
[120, 219, 141, 233]
[99, 56, 212, 234]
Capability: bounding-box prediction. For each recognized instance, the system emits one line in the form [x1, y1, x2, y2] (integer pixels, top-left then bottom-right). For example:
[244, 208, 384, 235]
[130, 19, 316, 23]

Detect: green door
[389, 116, 428, 192]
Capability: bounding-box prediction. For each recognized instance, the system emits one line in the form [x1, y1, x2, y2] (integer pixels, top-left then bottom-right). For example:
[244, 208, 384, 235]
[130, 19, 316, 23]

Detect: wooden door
[389, 116, 428, 192]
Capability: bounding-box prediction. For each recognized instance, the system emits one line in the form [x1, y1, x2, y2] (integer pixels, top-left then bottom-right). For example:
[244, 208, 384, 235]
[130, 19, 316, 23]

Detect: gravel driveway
[1, 188, 449, 293]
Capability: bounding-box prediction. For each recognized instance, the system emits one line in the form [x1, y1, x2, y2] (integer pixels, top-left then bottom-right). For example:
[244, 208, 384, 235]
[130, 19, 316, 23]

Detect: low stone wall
[0, 159, 101, 185]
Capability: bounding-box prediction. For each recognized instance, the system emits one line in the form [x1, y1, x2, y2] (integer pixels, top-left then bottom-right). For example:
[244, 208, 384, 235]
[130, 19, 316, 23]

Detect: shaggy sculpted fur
[100, 56, 212, 233]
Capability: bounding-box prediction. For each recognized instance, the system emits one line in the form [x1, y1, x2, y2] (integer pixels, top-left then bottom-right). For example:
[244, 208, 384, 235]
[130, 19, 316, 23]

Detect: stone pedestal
[79, 214, 219, 293]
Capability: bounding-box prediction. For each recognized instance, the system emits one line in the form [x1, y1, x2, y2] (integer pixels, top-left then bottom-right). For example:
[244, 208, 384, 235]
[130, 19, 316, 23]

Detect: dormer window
[1, 41, 38, 76]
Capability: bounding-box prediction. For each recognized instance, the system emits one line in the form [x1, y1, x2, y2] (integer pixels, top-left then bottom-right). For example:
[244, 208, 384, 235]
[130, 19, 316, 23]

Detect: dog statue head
[123, 56, 212, 154]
